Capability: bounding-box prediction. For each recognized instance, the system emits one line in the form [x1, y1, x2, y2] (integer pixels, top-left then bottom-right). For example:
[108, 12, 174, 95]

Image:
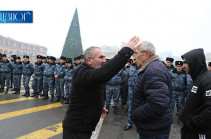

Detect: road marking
[0, 97, 37, 104]
[91, 118, 104, 139]
[0, 91, 15, 96]
[20, 90, 33, 93]
[16, 122, 63, 139]
[0, 103, 66, 121]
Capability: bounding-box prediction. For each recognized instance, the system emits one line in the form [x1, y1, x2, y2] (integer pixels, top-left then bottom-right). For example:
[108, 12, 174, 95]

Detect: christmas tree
[61, 8, 83, 59]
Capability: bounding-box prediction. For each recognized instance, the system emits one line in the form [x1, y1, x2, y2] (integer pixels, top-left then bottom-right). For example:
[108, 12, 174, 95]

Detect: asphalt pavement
[0, 80, 181, 139]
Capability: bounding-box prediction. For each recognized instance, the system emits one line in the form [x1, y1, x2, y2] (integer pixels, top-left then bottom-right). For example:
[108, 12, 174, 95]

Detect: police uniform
[22, 55, 34, 97]
[12, 56, 22, 94]
[42, 56, 56, 101]
[125, 63, 140, 130]
[31, 55, 44, 98]
[10, 55, 16, 89]
[54, 56, 66, 102]
[106, 70, 124, 115]
[171, 61, 187, 125]
[0, 54, 13, 94]
[63, 58, 75, 104]
[0, 53, 2, 90]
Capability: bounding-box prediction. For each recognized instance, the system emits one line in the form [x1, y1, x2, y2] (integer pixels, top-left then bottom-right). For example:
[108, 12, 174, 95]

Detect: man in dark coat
[180, 48, 211, 139]
[62, 36, 140, 139]
[131, 41, 172, 139]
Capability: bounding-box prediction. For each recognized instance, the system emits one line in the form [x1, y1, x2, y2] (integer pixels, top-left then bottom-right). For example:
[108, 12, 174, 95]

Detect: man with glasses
[170, 61, 187, 126]
[131, 41, 172, 139]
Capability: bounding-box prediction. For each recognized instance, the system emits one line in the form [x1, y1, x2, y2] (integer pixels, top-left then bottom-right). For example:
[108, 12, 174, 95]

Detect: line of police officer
[0, 53, 84, 104]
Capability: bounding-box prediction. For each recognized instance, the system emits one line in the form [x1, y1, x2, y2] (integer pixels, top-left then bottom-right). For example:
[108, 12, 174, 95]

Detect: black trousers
[63, 128, 92, 139]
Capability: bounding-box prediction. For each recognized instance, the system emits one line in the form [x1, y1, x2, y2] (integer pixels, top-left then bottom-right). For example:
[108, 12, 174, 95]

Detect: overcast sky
[0, 0, 211, 58]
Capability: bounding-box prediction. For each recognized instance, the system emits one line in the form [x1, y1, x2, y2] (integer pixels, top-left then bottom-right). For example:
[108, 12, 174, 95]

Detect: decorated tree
[61, 8, 83, 59]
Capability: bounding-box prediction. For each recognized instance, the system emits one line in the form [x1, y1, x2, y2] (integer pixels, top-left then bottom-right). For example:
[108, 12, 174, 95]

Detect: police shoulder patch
[191, 86, 198, 93]
[206, 90, 211, 96]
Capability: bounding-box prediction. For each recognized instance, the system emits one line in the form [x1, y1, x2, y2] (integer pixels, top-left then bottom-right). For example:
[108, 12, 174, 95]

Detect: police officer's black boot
[50, 95, 54, 102]
[122, 102, 126, 109]
[12, 89, 17, 94]
[30, 92, 36, 97]
[63, 98, 70, 104]
[4, 88, 9, 94]
[60, 96, 65, 103]
[22, 91, 27, 96]
[25, 91, 30, 97]
[15, 89, 20, 95]
[106, 105, 110, 114]
[11, 88, 16, 91]
[53, 96, 60, 102]
[42, 94, 49, 100]
[40, 92, 44, 96]
[113, 106, 118, 115]
[34, 92, 39, 98]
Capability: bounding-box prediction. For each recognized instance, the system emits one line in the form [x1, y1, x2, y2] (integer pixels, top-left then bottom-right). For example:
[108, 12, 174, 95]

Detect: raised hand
[123, 36, 140, 51]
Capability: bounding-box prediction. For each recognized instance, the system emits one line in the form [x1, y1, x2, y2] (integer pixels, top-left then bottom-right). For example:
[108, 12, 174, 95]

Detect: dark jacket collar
[23, 61, 30, 64]
[35, 61, 43, 65]
[172, 68, 186, 74]
[15, 61, 22, 64]
[2, 59, 10, 63]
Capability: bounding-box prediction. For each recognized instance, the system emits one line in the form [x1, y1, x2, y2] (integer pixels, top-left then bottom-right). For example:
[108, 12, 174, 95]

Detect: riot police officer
[0, 54, 13, 94]
[42, 56, 56, 101]
[12, 56, 22, 95]
[22, 55, 34, 97]
[54, 56, 66, 102]
[171, 61, 188, 126]
[124, 56, 140, 131]
[63, 58, 75, 104]
[31, 55, 44, 98]
[166, 57, 174, 72]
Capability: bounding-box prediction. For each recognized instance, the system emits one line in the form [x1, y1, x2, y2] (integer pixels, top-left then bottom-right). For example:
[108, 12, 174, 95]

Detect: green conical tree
[61, 8, 83, 60]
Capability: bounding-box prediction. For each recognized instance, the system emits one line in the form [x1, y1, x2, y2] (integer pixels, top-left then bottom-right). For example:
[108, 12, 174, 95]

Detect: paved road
[0, 80, 181, 139]
[98, 106, 181, 139]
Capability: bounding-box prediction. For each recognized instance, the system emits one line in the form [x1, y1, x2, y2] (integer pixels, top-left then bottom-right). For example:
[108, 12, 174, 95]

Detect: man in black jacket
[180, 48, 211, 139]
[62, 36, 140, 139]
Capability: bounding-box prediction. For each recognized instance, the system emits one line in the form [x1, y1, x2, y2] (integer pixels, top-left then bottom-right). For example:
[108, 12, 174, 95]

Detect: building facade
[0, 35, 47, 64]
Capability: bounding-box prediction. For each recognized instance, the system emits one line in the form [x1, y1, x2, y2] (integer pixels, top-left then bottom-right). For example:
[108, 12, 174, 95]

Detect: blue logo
[0, 11, 33, 23]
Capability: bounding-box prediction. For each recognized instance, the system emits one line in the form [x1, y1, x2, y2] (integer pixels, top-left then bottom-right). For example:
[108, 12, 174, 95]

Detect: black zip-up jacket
[62, 47, 134, 133]
[181, 48, 211, 134]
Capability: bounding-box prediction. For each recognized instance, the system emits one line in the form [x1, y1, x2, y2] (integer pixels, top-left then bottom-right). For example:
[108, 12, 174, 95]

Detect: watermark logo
[0, 11, 33, 23]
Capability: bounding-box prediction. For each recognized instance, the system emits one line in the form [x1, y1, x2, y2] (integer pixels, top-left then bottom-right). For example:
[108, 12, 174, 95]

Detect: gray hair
[140, 42, 156, 56]
[84, 46, 101, 63]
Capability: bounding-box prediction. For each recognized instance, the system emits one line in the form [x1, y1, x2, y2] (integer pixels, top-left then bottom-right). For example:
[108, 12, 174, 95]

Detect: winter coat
[64, 65, 75, 81]
[171, 68, 187, 92]
[54, 62, 66, 78]
[42, 62, 56, 77]
[131, 55, 172, 135]
[0, 59, 13, 73]
[34, 61, 44, 76]
[62, 47, 134, 133]
[22, 61, 34, 76]
[13, 61, 23, 75]
[180, 48, 211, 138]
